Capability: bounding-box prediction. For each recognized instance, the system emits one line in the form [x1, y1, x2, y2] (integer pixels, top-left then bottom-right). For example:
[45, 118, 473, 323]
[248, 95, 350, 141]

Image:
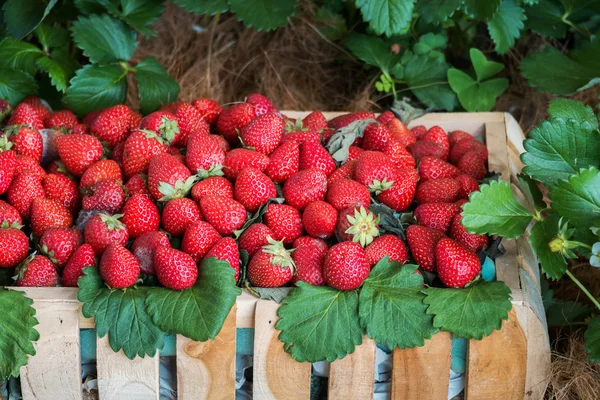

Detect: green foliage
[487, 0, 526, 54]
[356, 0, 415, 37]
[228, 0, 297, 31]
[547, 98, 598, 128]
[585, 316, 600, 363]
[549, 168, 600, 229]
[135, 57, 180, 114]
[529, 215, 568, 279]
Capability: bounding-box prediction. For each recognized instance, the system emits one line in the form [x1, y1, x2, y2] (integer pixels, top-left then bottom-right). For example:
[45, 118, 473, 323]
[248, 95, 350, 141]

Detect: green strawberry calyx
[159, 116, 179, 145]
[263, 236, 296, 274]
[0, 136, 14, 152]
[284, 118, 307, 133]
[0, 219, 23, 229]
[345, 206, 381, 247]
[99, 213, 126, 231]
[369, 178, 394, 195]
[197, 164, 224, 180]
[158, 176, 198, 201]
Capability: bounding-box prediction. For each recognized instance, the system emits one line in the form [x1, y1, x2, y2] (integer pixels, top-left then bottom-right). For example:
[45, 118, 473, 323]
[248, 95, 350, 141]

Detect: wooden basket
[8, 112, 550, 400]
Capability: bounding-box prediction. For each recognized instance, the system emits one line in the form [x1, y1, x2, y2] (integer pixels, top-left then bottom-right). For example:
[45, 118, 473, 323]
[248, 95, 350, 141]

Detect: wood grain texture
[523, 306, 551, 399]
[177, 305, 237, 400]
[96, 337, 159, 400]
[20, 300, 82, 400]
[391, 332, 452, 400]
[328, 337, 376, 400]
[253, 300, 311, 400]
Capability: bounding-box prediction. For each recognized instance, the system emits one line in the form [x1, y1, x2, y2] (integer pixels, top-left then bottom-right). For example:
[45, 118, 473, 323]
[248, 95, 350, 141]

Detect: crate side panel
[328, 336, 376, 400]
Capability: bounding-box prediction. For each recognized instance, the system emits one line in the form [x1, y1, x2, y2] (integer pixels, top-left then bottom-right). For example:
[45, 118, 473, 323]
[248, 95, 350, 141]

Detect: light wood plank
[328, 337, 376, 400]
[253, 299, 311, 400]
[466, 310, 527, 400]
[177, 305, 237, 400]
[20, 301, 82, 400]
[485, 120, 511, 182]
[96, 336, 159, 400]
[523, 305, 551, 399]
[391, 332, 452, 400]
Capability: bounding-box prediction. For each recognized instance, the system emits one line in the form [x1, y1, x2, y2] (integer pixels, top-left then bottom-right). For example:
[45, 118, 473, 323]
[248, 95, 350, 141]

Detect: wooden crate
[8, 112, 550, 400]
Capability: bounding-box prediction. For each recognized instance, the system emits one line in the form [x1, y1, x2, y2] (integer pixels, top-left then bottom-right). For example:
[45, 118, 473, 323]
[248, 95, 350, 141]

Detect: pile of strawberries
[0, 93, 489, 292]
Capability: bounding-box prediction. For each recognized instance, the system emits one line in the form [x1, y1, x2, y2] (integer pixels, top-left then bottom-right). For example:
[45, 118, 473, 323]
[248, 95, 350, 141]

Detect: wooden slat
[253, 300, 311, 400]
[177, 305, 237, 400]
[466, 310, 527, 400]
[20, 301, 82, 400]
[96, 337, 159, 400]
[328, 337, 376, 400]
[391, 332, 452, 400]
[523, 305, 551, 399]
[485, 120, 511, 182]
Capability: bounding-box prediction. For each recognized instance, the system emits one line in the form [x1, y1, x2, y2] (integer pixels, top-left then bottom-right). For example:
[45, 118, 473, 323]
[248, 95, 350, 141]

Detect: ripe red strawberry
[328, 111, 375, 130]
[15, 154, 45, 181]
[91, 105, 132, 148]
[7, 103, 44, 130]
[423, 126, 449, 159]
[206, 237, 240, 282]
[131, 231, 170, 275]
[264, 204, 303, 245]
[223, 148, 269, 180]
[191, 98, 222, 126]
[449, 130, 473, 146]
[82, 109, 102, 126]
[414, 203, 461, 233]
[456, 174, 480, 199]
[111, 141, 125, 166]
[415, 178, 461, 204]
[323, 241, 369, 290]
[384, 139, 416, 170]
[0, 141, 17, 194]
[72, 124, 89, 135]
[293, 236, 328, 254]
[410, 125, 428, 139]
[186, 132, 226, 174]
[335, 206, 380, 245]
[291, 244, 325, 286]
[418, 156, 459, 182]
[265, 140, 299, 183]
[240, 112, 284, 155]
[246, 93, 275, 116]
[449, 214, 488, 253]
[140, 111, 180, 143]
[326, 179, 370, 211]
[154, 246, 198, 290]
[199, 195, 247, 236]
[302, 200, 338, 239]
[378, 168, 418, 211]
[327, 160, 357, 186]
[162, 198, 202, 236]
[55, 133, 103, 177]
[406, 225, 445, 272]
[376, 111, 395, 124]
[347, 146, 364, 162]
[100, 243, 140, 289]
[30, 198, 72, 237]
[181, 220, 221, 262]
[281, 130, 321, 145]
[44, 110, 78, 131]
[22, 97, 51, 120]
[298, 141, 336, 176]
[125, 174, 151, 198]
[247, 238, 294, 287]
[84, 214, 129, 256]
[147, 153, 194, 200]
[457, 151, 487, 180]
[234, 168, 276, 213]
[354, 151, 397, 191]
[238, 223, 274, 257]
[82, 180, 126, 214]
[449, 138, 488, 164]
[46, 160, 68, 176]
[62, 244, 96, 287]
[302, 111, 328, 131]
[173, 103, 209, 147]
[436, 238, 481, 288]
[16, 255, 58, 287]
[122, 129, 170, 178]
[39, 227, 82, 267]
[386, 118, 416, 147]
[0, 200, 22, 226]
[216, 103, 256, 144]
[5, 126, 43, 162]
[158, 103, 181, 114]
[130, 111, 141, 131]
[191, 176, 233, 202]
[408, 141, 446, 161]
[282, 169, 327, 210]
[455, 199, 468, 208]
[365, 234, 408, 267]
[7, 171, 45, 217]
[0, 222, 29, 268]
[80, 160, 122, 189]
[362, 123, 393, 152]
[213, 135, 230, 153]
[120, 194, 160, 238]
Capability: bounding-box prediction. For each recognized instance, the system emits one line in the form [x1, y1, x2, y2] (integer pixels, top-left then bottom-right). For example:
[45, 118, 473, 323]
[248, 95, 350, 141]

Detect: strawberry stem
[565, 269, 600, 311]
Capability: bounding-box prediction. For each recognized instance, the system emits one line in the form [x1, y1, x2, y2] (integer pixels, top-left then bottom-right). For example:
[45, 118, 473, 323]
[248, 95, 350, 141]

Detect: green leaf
[517, 173, 546, 212]
[36, 23, 70, 50]
[0, 288, 39, 380]
[402, 54, 457, 110]
[422, 281, 512, 339]
[547, 98, 598, 128]
[356, 0, 415, 36]
[585, 315, 600, 363]
[549, 167, 600, 229]
[36, 49, 78, 93]
[521, 119, 600, 186]
[487, 0, 526, 54]
[228, 0, 297, 31]
[416, 0, 463, 24]
[0, 39, 43, 76]
[0, 68, 38, 105]
[546, 299, 594, 327]
[525, 0, 567, 38]
[115, 0, 166, 37]
[74, 0, 107, 14]
[77, 267, 166, 359]
[470, 48, 504, 81]
[344, 33, 401, 75]
[71, 14, 137, 64]
[461, 180, 533, 239]
[145, 258, 241, 341]
[359, 260, 436, 349]
[448, 69, 508, 112]
[276, 282, 363, 362]
[63, 64, 128, 116]
[135, 57, 180, 114]
[172, 0, 229, 15]
[413, 33, 447, 56]
[2, 0, 58, 40]
[529, 215, 567, 279]
[463, 0, 502, 19]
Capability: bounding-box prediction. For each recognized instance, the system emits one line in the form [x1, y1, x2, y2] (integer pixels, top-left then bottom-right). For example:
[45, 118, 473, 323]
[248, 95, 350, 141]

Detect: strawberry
[186, 132, 226, 174]
[291, 244, 325, 286]
[456, 174, 480, 199]
[238, 223, 274, 257]
[449, 130, 473, 146]
[414, 203, 461, 233]
[347, 146, 364, 162]
[281, 130, 321, 145]
[21, 97, 51, 120]
[62, 244, 96, 287]
[449, 138, 488, 165]
[0, 139, 17, 194]
[80, 160, 122, 189]
[455, 199, 468, 208]
[406, 225, 445, 272]
[55, 133, 103, 177]
[121, 194, 160, 238]
[72, 124, 89, 135]
[206, 237, 240, 282]
[5, 126, 43, 162]
[39, 227, 82, 267]
[423, 126, 449, 159]
[122, 129, 170, 178]
[46, 160, 68, 176]
[264, 204, 303, 245]
[213, 135, 230, 152]
[0, 222, 29, 268]
[44, 110, 78, 131]
[246, 93, 275, 116]
[386, 118, 416, 147]
[191, 176, 233, 202]
[147, 153, 194, 200]
[30, 198, 73, 239]
[385, 139, 416, 170]
[84, 213, 129, 256]
[216, 103, 256, 144]
[125, 174, 151, 198]
[159, 103, 181, 114]
[449, 214, 488, 253]
[435, 238, 481, 288]
[199, 195, 247, 236]
[418, 156, 459, 182]
[302, 111, 328, 131]
[323, 241, 369, 290]
[376, 111, 396, 124]
[162, 198, 202, 236]
[326, 179, 370, 211]
[131, 231, 170, 275]
[327, 160, 357, 186]
[328, 111, 375, 130]
[82, 109, 102, 126]
[415, 178, 461, 204]
[265, 140, 300, 183]
[365, 234, 408, 267]
[457, 151, 487, 180]
[16, 255, 58, 287]
[240, 112, 284, 155]
[354, 151, 397, 192]
[15, 154, 45, 181]
[140, 111, 180, 143]
[100, 243, 140, 289]
[298, 141, 336, 176]
[173, 103, 209, 147]
[154, 246, 198, 290]
[192, 98, 222, 126]
[335, 206, 380, 246]
[378, 168, 418, 211]
[293, 236, 328, 254]
[302, 200, 338, 239]
[7, 103, 44, 130]
[181, 220, 221, 262]
[111, 141, 125, 166]
[91, 105, 132, 148]
[410, 125, 428, 139]
[0, 200, 22, 226]
[362, 123, 393, 152]
[408, 141, 446, 161]
[7, 171, 45, 217]
[247, 238, 294, 287]
[129, 111, 142, 131]
[234, 168, 276, 213]
[0, 99, 11, 123]
[223, 148, 269, 180]
[82, 180, 126, 214]
[282, 169, 328, 210]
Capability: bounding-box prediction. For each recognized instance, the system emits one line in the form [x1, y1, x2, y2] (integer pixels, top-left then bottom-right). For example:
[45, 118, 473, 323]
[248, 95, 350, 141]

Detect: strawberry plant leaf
[228, 0, 297, 32]
[74, 0, 107, 14]
[546, 299, 594, 327]
[2, 0, 58, 40]
[416, 0, 463, 25]
[549, 167, 600, 229]
[422, 281, 512, 339]
[145, 257, 242, 341]
[359, 260, 436, 349]
[356, 0, 415, 37]
[344, 33, 401, 76]
[63, 64, 128, 116]
[461, 180, 534, 239]
[525, 0, 567, 38]
[109, 0, 165, 37]
[529, 215, 567, 279]
[277, 282, 364, 362]
[585, 315, 600, 363]
[517, 173, 546, 212]
[36, 49, 78, 93]
[487, 0, 526, 54]
[78, 267, 166, 359]
[36, 23, 70, 51]
[327, 119, 376, 163]
[0, 38, 43, 76]
[135, 57, 180, 114]
[402, 53, 457, 110]
[71, 14, 137, 64]
[521, 119, 600, 186]
[172, 0, 229, 15]
[547, 98, 598, 128]
[470, 48, 504, 81]
[0, 288, 39, 380]
[0, 68, 38, 105]
[462, 0, 501, 19]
